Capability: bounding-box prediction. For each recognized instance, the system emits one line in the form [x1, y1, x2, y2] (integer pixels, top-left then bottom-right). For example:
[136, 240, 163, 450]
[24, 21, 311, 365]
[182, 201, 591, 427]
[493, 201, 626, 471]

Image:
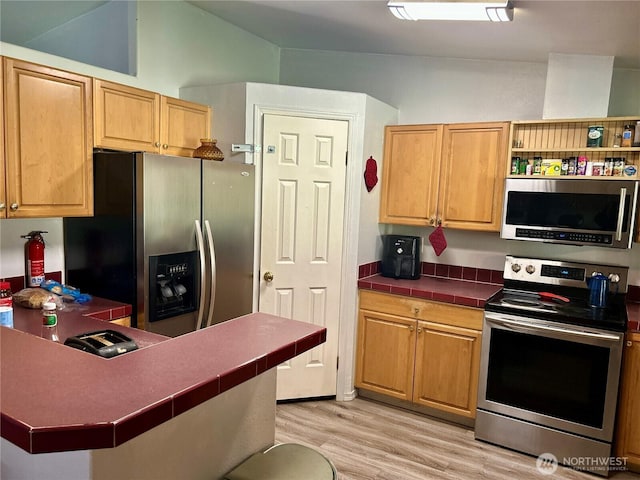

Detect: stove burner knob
[526, 264, 536, 274]
[511, 263, 521, 273]
[608, 273, 620, 284]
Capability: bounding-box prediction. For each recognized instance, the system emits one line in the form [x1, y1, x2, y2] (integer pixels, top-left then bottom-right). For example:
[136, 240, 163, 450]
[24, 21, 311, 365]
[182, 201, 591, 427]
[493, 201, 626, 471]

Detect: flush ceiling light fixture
[388, 0, 514, 22]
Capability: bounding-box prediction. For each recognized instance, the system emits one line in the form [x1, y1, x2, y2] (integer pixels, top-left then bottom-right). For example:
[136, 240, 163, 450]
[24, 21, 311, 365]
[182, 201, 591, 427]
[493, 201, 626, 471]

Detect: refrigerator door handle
[195, 220, 206, 331]
[204, 219, 217, 328]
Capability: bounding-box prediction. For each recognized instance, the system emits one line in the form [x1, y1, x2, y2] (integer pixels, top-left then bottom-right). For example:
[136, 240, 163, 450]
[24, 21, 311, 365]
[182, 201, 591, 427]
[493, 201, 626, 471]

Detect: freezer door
[202, 161, 256, 326]
[140, 153, 203, 337]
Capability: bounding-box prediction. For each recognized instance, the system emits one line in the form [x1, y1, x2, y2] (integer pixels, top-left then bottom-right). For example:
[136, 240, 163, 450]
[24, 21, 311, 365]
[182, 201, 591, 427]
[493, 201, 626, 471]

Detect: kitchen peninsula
[1, 301, 326, 480]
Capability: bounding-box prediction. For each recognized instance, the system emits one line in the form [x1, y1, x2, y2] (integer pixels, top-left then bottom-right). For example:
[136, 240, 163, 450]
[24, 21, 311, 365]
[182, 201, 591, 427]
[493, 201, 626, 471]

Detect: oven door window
[486, 328, 609, 428]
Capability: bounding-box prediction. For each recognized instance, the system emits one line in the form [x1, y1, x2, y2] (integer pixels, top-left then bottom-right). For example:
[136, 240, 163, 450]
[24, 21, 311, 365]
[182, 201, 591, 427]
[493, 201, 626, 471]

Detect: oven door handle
[487, 316, 622, 342]
[615, 187, 627, 242]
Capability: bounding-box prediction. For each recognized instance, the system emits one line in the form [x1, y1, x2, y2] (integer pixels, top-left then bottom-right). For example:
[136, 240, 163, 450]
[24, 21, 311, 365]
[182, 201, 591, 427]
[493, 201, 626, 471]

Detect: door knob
[263, 271, 274, 282]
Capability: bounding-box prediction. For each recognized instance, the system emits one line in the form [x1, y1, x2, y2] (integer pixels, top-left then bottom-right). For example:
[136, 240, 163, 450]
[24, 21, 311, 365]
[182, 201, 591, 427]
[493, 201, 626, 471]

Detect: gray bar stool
[224, 443, 337, 480]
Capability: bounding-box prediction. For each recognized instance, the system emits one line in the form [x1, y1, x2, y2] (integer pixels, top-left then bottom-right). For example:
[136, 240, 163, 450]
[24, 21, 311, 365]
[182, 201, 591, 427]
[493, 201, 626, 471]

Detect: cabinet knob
[437, 218, 442, 226]
[408, 326, 414, 332]
[162, 144, 168, 149]
[413, 307, 419, 315]
[429, 217, 435, 226]
[627, 341, 633, 347]
[0, 203, 5, 211]
[10, 203, 18, 211]
[417, 327, 423, 334]
[155, 142, 160, 148]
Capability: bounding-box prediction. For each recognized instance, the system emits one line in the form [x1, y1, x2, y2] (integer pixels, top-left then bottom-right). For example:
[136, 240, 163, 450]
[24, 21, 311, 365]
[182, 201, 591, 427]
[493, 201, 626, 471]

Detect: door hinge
[336, 356, 339, 370]
[345, 151, 348, 166]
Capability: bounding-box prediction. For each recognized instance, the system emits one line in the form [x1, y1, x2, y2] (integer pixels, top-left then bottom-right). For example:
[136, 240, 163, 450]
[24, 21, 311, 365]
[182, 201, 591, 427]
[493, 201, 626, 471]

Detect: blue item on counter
[0, 306, 13, 328]
[41, 280, 92, 303]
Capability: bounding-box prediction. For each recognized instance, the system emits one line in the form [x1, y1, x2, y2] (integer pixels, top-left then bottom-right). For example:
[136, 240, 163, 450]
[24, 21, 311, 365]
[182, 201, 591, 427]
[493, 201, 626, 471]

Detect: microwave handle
[615, 188, 627, 242]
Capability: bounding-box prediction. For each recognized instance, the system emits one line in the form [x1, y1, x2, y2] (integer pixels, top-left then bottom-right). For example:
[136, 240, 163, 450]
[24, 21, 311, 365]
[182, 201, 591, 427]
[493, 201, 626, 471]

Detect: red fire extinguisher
[21, 231, 48, 288]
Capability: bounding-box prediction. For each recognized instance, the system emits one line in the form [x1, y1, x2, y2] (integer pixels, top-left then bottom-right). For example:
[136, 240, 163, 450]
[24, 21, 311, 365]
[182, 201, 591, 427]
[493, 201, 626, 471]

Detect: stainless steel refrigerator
[64, 151, 255, 337]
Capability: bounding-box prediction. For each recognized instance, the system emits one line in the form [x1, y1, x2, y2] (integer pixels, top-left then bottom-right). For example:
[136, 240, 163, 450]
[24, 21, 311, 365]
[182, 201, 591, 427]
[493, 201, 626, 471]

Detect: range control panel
[504, 255, 629, 293]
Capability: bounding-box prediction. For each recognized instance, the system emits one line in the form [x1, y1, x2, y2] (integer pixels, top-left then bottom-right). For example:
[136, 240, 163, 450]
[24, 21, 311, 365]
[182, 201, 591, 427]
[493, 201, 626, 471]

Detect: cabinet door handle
[154, 142, 160, 148]
[627, 341, 633, 347]
[0, 203, 5, 211]
[417, 327, 423, 334]
[10, 203, 18, 211]
[429, 217, 435, 226]
[413, 307, 420, 316]
[408, 326, 414, 332]
[162, 144, 168, 149]
[437, 218, 442, 226]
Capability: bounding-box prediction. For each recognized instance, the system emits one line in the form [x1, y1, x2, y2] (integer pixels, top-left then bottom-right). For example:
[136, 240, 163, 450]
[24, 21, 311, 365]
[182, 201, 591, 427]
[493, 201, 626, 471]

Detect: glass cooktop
[485, 289, 627, 332]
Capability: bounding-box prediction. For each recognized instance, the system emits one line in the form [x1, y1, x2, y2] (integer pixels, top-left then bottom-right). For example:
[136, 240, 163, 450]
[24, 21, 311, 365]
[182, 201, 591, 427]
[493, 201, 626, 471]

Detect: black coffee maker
[381, 235, 421, 280]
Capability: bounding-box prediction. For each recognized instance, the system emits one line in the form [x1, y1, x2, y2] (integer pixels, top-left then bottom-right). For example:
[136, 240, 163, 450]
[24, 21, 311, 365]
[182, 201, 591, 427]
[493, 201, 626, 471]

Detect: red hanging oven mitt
[364, 156, 378, 192]
[429, 225, 447, 256]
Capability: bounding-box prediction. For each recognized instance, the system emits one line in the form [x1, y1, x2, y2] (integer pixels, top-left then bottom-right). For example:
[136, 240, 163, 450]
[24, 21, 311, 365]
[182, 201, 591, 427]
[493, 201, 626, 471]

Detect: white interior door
[260, 113, 348, 400]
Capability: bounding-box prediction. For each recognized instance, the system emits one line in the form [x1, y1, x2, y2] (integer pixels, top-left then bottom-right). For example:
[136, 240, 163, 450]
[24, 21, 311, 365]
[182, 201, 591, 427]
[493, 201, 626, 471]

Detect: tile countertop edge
[1, 313, 326, 454]
[358, 274, 503, 308]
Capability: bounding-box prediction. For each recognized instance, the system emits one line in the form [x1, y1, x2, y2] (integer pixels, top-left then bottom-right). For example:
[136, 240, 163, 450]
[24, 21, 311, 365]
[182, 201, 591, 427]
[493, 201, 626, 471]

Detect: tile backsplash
[359, 261, 503, 285]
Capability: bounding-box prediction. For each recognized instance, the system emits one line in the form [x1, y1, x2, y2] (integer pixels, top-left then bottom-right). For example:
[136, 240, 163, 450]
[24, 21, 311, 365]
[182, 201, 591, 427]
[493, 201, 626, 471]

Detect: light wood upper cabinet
[439, 122, 509, 231]
[1, 58, 6, 218]
[616, 332, 640, 472]
[160, 96, 211, 157]
[94, 79, 210, 156]
[3, 58, 93, 218]
[94, 79, 160, 152]
[356, 289, 483, 419]
[380, 121, 509, 231]
[380, 124, 443, 226]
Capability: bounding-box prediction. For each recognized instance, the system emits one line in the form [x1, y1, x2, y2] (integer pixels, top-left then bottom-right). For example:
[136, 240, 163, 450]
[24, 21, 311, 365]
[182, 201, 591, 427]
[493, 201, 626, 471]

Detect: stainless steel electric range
[475, 255, 629, 477]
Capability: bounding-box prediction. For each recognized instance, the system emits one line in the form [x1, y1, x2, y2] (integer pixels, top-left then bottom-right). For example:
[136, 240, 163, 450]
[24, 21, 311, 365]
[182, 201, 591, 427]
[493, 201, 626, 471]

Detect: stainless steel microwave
[501, 178, 639, 249]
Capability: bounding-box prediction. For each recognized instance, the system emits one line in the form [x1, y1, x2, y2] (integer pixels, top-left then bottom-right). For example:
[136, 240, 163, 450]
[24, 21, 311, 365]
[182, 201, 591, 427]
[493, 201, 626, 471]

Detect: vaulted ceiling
[2, 1, 639, 69]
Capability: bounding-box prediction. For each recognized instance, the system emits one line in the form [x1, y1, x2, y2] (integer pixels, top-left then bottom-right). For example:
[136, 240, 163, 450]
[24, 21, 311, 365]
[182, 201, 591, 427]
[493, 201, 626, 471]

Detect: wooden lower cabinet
[356, 308, 416, 401]
[356, 290, 482, 419]
[413, 321, 481, 417]
[616, 332, 640, 472]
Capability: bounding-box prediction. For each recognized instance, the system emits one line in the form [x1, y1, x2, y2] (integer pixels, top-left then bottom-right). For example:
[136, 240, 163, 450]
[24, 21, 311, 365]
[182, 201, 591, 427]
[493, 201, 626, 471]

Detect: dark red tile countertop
[358, 273, 502, 308]
[627, 302, 640, 333]
[358, 273, 640, 333]
[1, 301, 326, 454]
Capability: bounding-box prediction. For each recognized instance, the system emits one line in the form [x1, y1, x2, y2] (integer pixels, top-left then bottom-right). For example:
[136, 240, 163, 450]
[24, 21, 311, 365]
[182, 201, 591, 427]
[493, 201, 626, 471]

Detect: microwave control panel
[514, 228, 612, 245]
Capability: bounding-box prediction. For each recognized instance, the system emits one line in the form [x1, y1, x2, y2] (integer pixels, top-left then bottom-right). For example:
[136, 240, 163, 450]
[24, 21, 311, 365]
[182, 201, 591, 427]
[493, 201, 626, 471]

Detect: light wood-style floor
[275, 397, 640, 480]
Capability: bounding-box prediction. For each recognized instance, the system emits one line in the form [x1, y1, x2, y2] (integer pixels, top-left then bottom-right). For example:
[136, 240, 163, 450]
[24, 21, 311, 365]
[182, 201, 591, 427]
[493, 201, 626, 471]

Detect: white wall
[358, 97, 399, 265]
[0, 1, 280, 281]
[279, 47, 640, 285]
[280, 48, 549, 124]
[23, 1, 136, 75]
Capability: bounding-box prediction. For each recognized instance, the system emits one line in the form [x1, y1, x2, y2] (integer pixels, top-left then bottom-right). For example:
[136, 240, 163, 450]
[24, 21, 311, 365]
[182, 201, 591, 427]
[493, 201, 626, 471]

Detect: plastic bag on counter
[12, 288, 64, 310]
[41, 280, 92, 304]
